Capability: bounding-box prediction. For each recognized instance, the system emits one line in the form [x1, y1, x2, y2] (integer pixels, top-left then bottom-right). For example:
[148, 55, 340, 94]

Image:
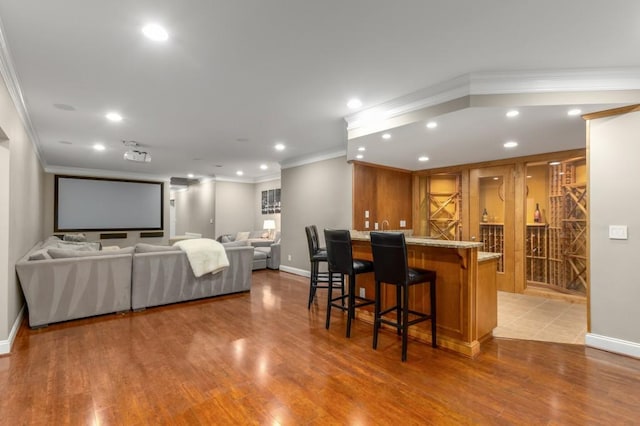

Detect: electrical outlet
[400, 220, 406, 228]
[359, 288, 365, 298]
[287, 254, 292, 261]
[374, 222, 379, 230]
[365, 220, 369, 228]
[365, 210, 369, 218]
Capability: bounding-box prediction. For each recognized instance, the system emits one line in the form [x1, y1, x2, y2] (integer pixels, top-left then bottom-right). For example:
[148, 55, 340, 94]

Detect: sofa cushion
[57, 241, 102, 251]
[253, 250, 268, 260]
[48, 246, 134, 259]
[41, 235, 62, 249]
[28, 248, 52, 261]
[222, 240, 250, 248]
[254, 246, 272, 257]
[135, 243, 181, 253]
[235, 231, 250, 241]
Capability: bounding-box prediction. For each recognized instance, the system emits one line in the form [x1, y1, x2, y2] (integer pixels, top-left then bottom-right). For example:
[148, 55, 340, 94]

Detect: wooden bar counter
[350, 231, 500, 358]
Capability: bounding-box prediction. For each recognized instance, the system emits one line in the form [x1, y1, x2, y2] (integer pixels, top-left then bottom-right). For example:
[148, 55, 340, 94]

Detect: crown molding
[45, 165, 170, 182]
[0, 16, 46, 168]
[279, 148, 346, 170]
[345, 68, 640, 130]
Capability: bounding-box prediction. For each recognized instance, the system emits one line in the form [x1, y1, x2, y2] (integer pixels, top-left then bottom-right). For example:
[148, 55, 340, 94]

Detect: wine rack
[479, 223, 504, 272]
[526, 224, 548, 284]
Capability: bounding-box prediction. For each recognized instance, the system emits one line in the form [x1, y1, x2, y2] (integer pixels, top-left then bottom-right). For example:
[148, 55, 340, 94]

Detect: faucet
[381, 219, 390, 231]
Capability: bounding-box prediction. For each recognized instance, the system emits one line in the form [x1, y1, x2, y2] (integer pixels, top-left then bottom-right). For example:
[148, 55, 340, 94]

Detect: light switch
[365, 220, 369, 229]
[609, 225, 628, 240]
[365, 210, 369, 218]
[400, 220, 406, 228]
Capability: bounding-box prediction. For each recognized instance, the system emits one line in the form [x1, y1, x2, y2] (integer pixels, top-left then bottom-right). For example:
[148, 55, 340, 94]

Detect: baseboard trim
[0, 305, 24, 355]
[279, 265, 310, 277]
[585, 333, 640, 359]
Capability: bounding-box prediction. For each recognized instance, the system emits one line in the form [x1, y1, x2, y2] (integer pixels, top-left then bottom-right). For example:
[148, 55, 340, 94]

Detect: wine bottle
[482, 208, 489, 223]
[534, 203, 541, 223]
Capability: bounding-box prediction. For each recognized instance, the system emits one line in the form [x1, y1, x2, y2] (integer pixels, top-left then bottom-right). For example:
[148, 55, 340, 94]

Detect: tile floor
[493, 291, 587, 344]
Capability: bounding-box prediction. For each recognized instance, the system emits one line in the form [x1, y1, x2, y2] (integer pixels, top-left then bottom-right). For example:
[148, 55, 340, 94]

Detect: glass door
[469, 166, 515, 292]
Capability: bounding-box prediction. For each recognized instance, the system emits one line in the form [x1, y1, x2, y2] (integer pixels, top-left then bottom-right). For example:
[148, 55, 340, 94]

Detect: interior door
[469, 165, 515, 292]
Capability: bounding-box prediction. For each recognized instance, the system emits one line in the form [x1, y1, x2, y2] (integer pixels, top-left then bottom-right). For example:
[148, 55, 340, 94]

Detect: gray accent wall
[0, 73, 46, 351]
[280, 156, 352, 271]
[589, 111, 640, 346]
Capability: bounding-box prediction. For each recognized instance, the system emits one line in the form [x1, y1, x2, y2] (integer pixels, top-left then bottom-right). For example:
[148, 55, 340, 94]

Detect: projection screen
[55, 176, 163, 231]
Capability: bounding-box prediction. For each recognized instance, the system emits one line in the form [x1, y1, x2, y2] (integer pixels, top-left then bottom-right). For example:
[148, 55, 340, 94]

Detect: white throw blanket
[173, 238, 229, 278]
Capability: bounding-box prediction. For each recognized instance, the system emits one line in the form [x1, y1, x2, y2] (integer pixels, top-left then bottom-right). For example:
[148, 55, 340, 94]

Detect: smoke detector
[122, 140, 151, 163]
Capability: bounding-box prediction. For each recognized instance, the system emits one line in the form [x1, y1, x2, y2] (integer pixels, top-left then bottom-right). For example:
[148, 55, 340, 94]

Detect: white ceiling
[0, 1, 639, 181]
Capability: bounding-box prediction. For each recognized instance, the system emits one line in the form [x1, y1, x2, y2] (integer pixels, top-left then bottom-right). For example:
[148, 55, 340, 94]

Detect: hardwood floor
[1, 270, 640, 425]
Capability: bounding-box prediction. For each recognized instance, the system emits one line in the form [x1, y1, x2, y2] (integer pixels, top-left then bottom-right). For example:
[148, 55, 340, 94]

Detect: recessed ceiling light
[93, 143, 105, 151]
[418, 156, 429, 162]
[260, 164, 268, 170]
[567, 108, 582, 116]
[426, 121, 437, 129]
[236, 170, 244, 176]
[493, 177, 499, 181]
[187, 173, 194, 178]
[275, 143, 285, 151]
[356, 154, 364, 159]
[506, 110, 519, 118]
[549, 161, 561, 166]
[347, 98, 362, 109]
[559, 172, 565, 175]
[526, 175, 532, 179]
[382, 133, 391, 140]
[142, 23, 169, 42]
[503, 141, 518, 148]
[105, 112, 123, 122]
[358, 146, 365, 152]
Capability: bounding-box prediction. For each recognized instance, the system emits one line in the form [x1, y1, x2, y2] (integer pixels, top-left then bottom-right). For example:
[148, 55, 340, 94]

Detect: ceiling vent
[170, 177, 200, 186]
[123, 140, 151, 163]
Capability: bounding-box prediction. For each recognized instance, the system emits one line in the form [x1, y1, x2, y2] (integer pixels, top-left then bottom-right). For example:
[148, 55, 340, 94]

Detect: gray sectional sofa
[218, 231, 281, 270]
[15, 237, 254, 328]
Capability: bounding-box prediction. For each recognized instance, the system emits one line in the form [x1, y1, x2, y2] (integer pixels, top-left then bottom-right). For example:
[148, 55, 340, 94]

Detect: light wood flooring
[494, 291, 587, 344]
[1, 270, 639, 424]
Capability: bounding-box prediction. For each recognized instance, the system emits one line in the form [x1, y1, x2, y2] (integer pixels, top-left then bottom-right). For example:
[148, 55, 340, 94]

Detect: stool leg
[325, 269, 334, 329]
[401, 284, 409, 362]
[396, 284, 402, 335]
[346, 273, 355, 338]
[339, 273, 345, 307]
[307, 261, 317, 309]
[373, 280, 381, 350]
[430, 278, 437, 348]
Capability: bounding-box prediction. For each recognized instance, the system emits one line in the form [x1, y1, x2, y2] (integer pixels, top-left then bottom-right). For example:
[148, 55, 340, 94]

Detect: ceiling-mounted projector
[122, 140, 151, 163]
[124, 149, 151, 163]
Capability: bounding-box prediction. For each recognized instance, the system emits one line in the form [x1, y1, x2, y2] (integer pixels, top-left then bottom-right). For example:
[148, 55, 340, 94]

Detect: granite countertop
[350, 230, 484, 249]
[478, 251, 502, 262]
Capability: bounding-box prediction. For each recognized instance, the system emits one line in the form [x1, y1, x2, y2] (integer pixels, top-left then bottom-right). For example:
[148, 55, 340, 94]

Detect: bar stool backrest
[305, 226, 319, 260]
[324, 229, 354, 275]
[370, 232, 409, 285]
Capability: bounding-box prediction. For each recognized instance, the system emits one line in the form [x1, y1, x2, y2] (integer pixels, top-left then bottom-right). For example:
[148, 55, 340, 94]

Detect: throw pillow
[220, 235, 233, 243]
[63, 233, 87, 242]
[57, 241, 102, 251]
[135, 243, 181, 253]
[235, 231, 250, 241]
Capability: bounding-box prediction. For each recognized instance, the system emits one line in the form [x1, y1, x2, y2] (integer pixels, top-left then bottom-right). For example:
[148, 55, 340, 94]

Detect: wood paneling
[352, 163, 412, 231]
[4, 270, 639, 424]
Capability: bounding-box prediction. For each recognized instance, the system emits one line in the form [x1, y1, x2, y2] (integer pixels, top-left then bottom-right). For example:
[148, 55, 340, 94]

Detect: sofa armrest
[267, 242, 280, 269]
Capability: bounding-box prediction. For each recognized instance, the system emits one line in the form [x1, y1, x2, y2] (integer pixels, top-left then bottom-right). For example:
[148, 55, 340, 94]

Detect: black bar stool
[324, 229, 375, 338]
[305, 225, 344, 309]
[369, 231, 437, 361]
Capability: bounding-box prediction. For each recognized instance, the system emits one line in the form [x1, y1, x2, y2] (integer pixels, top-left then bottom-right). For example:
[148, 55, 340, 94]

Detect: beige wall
[588, 110, 640, 353]
[43, 173, 171, 247]
[214, 181, 255, 237]
[0, 75, 46, 351]
[172, 180, 216, 238]
[280, 156, 352, 271]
